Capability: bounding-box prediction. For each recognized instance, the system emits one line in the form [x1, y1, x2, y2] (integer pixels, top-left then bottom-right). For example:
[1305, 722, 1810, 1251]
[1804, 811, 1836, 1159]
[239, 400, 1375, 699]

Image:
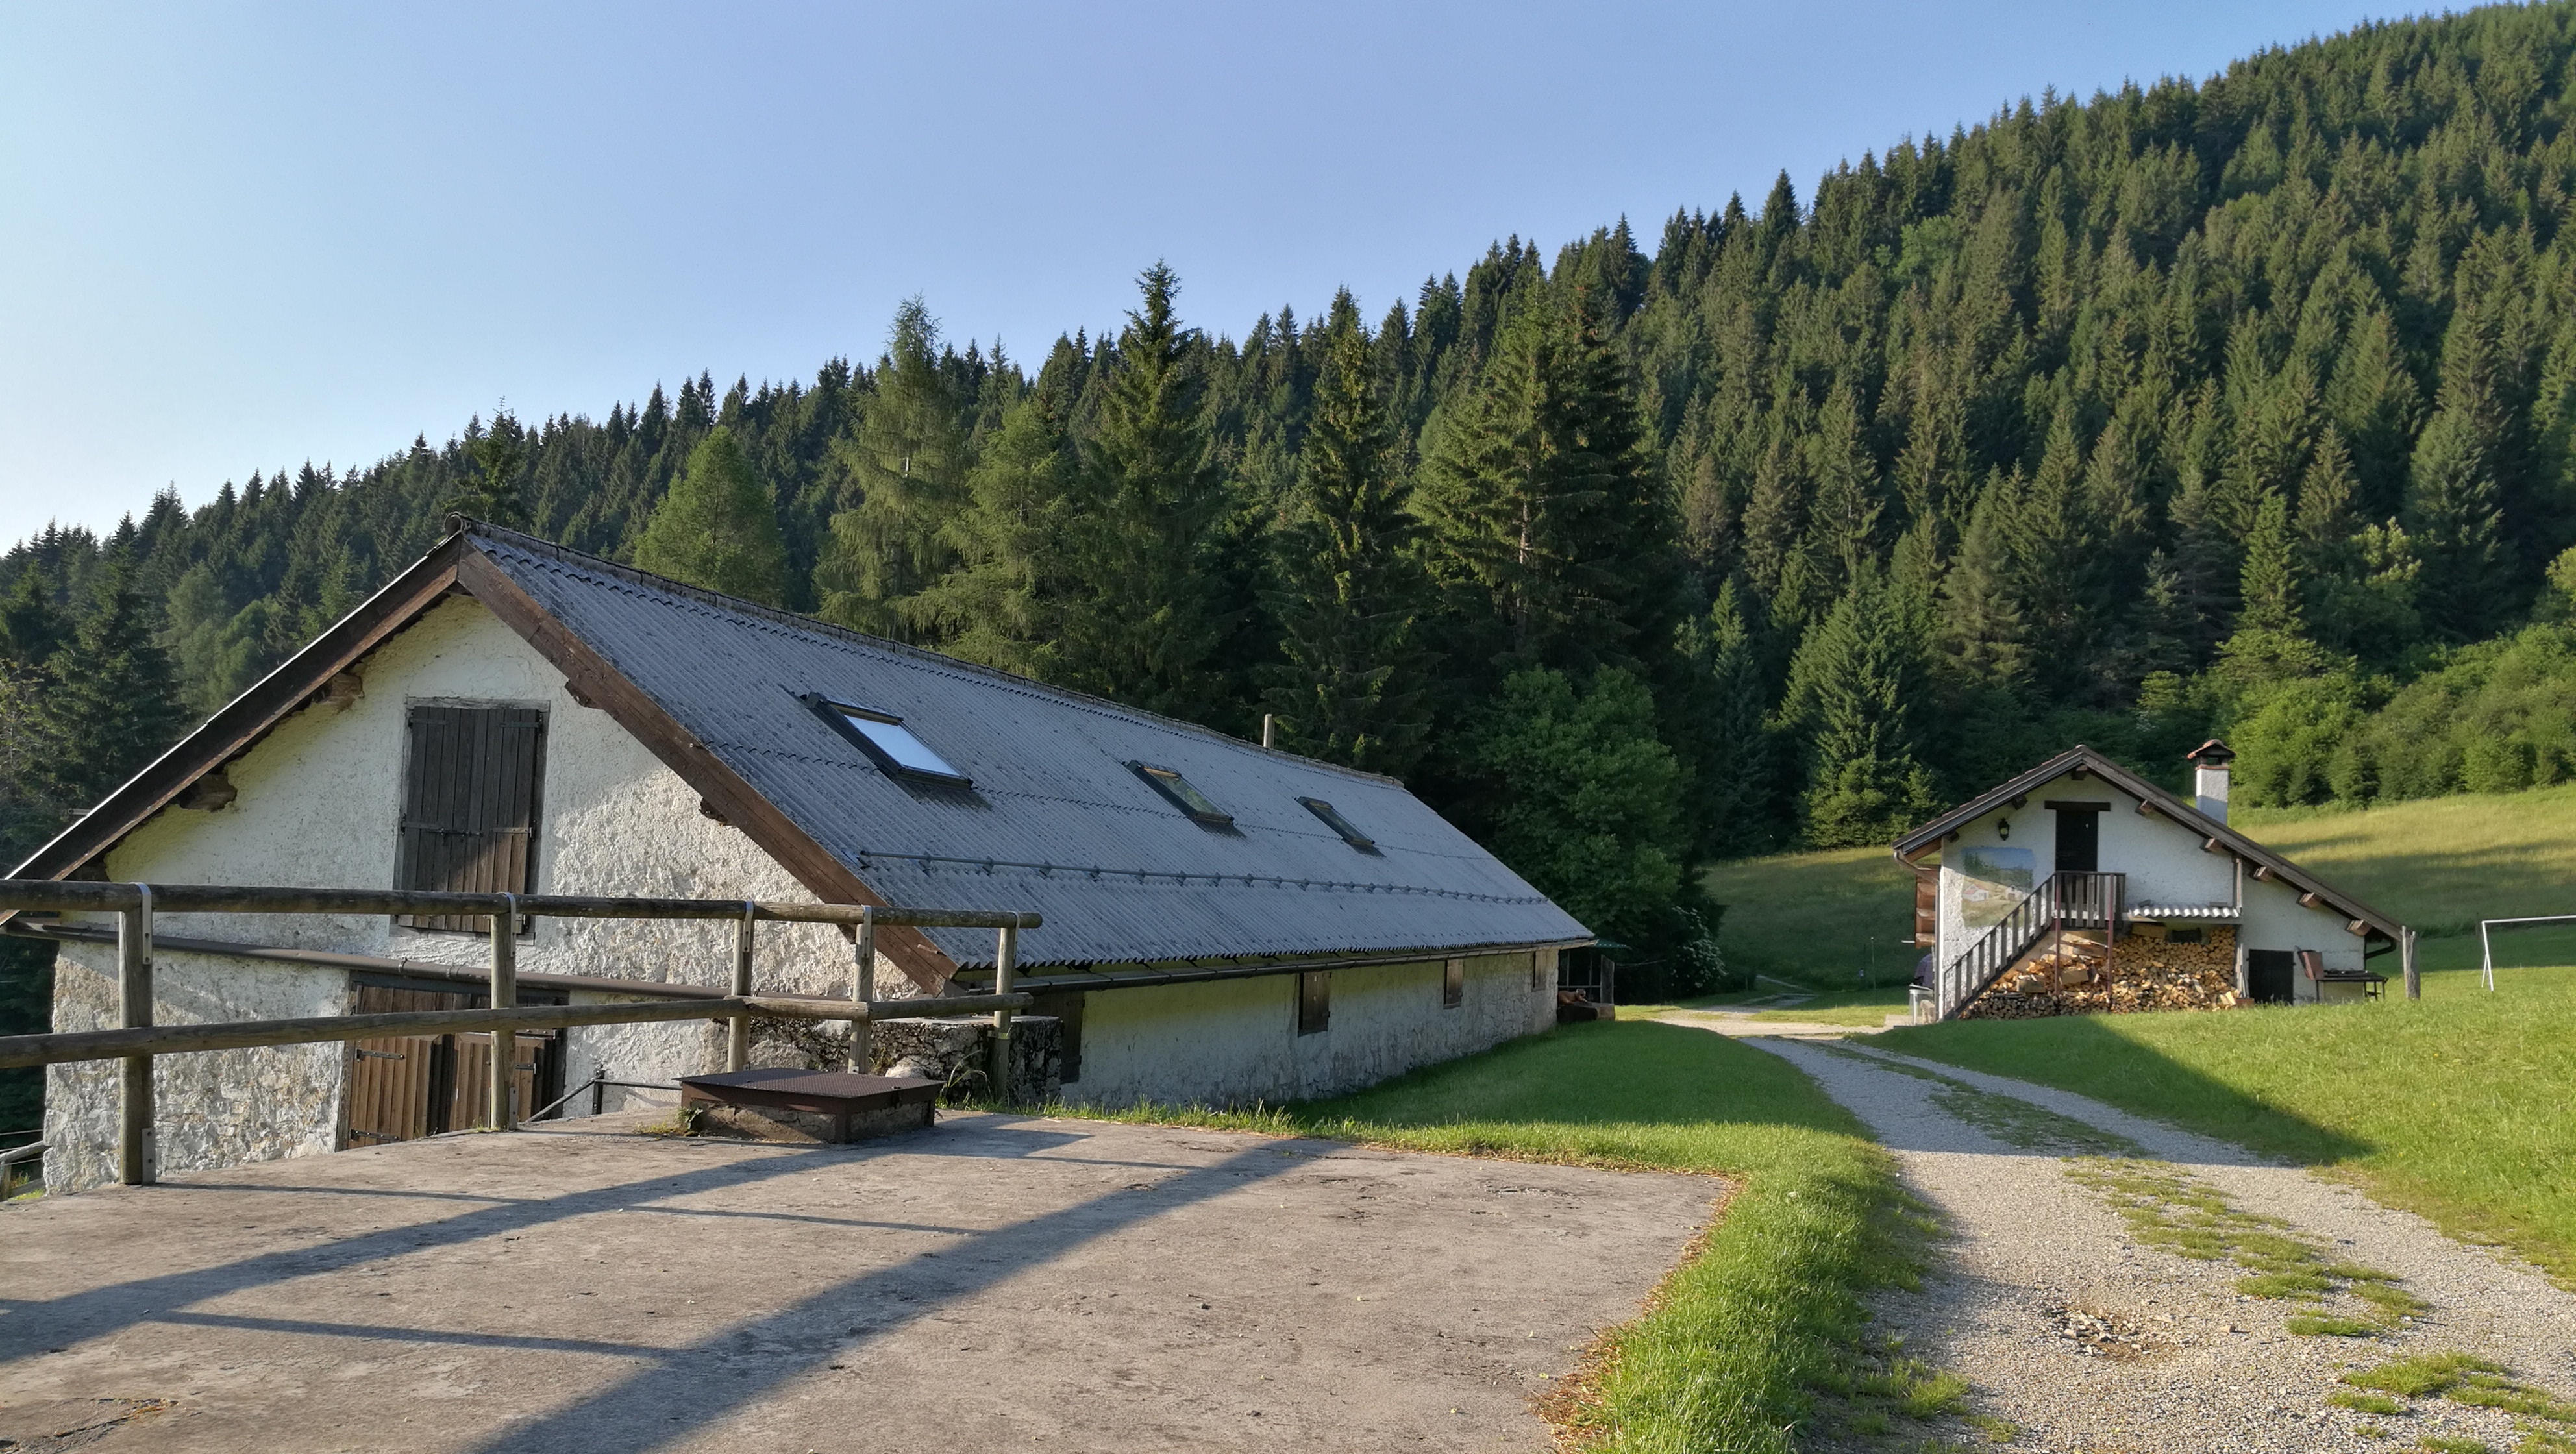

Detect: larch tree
[820, 298, 968, 639]
[632, 425, 790, 606]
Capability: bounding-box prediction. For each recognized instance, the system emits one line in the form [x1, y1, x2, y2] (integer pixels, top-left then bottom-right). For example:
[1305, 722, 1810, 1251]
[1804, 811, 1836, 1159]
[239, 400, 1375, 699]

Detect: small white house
[1893, 743, 2412, 1019]
[15, 523, 1589, 1193]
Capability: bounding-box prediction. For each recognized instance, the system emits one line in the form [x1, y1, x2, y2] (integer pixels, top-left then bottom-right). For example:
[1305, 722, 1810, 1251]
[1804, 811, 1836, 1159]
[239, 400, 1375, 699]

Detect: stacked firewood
[1960, 930, 2240, 1019]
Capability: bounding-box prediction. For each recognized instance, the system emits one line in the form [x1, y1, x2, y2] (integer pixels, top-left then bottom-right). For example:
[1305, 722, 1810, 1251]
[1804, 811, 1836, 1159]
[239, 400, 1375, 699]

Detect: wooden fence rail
[0, 992, 1034, 1069]
[0, 880, 1041, 1189]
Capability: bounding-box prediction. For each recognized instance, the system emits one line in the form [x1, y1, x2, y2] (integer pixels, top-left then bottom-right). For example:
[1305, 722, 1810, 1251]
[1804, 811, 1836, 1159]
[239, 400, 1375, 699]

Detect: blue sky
[1, 1, 2401, 547]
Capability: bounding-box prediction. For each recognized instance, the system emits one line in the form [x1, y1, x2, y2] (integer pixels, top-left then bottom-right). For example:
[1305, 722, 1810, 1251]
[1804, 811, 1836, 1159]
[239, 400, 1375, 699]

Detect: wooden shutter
[395, 704, 545, 931]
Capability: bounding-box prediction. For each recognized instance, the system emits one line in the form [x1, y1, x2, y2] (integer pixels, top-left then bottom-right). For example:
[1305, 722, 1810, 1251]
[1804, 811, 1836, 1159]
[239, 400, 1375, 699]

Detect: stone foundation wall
[745, 1014, 1061, 1105]
[1961, 926, 2240, 1020]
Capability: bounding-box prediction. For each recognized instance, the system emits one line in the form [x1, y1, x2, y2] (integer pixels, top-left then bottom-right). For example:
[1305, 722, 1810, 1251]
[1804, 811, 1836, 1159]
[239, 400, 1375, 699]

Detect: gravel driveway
[1741, 1034, 2576, 1453]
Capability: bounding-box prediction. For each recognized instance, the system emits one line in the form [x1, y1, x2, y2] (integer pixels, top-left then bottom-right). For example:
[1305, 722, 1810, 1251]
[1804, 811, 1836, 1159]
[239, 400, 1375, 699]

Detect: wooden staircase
[1930, 872, 2124, 1020]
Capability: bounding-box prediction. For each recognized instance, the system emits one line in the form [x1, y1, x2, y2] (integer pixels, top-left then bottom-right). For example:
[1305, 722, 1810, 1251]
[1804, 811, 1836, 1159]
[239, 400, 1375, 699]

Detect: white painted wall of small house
[1931, 765, 2371, 994]
[45, 596, 1568, 1190]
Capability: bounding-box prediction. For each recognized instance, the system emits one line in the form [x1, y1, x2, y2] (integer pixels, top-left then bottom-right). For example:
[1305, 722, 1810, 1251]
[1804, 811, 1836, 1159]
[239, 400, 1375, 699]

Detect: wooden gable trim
[452, 548, 957, 992]
[8, 536, 473, 888]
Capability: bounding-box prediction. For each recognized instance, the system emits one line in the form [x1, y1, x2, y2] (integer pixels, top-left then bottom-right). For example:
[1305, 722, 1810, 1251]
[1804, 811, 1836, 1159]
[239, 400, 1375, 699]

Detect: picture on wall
[1957, 846, 2035, 930]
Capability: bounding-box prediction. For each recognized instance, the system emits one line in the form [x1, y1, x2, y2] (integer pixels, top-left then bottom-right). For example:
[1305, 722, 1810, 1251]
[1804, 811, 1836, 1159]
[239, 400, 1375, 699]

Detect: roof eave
[1890, 746, 2409, 941]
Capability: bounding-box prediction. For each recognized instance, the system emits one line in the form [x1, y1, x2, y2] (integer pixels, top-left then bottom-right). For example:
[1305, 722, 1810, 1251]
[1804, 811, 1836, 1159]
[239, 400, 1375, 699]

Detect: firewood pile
[1961, 930, 2240, 1019]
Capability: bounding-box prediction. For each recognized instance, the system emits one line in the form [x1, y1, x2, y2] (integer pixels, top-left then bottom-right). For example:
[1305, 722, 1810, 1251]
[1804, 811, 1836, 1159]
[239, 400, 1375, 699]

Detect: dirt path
[1738, 1034, 2576, 1454]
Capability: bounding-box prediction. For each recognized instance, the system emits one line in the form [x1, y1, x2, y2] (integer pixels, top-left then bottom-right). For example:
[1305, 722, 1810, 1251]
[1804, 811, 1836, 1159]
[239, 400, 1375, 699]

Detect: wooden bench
[678, 1068, 941, 1144]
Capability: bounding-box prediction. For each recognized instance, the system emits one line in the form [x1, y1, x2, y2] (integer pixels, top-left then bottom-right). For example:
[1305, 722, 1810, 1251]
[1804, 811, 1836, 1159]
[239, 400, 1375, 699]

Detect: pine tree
[1261, 299, 1432, 776]
[632, 425, 789, 606]
[1054, 264, 1236, 720]
[819, 299, 967, 638]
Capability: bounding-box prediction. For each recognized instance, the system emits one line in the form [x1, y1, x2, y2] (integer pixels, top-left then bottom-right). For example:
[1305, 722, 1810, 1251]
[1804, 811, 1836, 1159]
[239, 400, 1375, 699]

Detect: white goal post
[2477, 915, 2576, 991]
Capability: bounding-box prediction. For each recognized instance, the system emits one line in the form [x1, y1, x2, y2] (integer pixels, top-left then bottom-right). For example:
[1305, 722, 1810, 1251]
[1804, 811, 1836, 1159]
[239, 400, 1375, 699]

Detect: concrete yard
[0, 1111, 1718, 1453]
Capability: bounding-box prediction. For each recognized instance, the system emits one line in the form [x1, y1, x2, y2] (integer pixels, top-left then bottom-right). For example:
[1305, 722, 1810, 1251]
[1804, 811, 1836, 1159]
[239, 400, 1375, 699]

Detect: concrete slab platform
[0, 1111, 1719, 1453]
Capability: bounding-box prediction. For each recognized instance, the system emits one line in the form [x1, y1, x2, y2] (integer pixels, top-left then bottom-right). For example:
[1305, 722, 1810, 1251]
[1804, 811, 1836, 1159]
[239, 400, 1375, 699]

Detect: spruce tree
[1937, 471, 2027, 687]
[2405, 319, 2511, 641]
[1261, 300, 1432, 776]
[2236, 487, 2303, 637]
[445, 406, 530, 527]
[1695, 580, 1776, 855]
[1055, 264, 1235, 720]
[1781, 567, 1937, 847]
[1416, 290, 1683, 682]
[632, 425, 789, 606]
[819, 299, 967, 639]
[36, 565, 190, 809]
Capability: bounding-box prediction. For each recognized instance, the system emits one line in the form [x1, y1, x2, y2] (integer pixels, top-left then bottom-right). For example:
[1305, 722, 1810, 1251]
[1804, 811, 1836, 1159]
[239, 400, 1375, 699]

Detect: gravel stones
[1735, 1034, 2576, 1453]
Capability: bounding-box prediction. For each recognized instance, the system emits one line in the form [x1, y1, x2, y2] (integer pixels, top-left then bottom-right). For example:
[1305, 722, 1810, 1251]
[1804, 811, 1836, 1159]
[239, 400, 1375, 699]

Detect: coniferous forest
[10, 8, 2576, 1115]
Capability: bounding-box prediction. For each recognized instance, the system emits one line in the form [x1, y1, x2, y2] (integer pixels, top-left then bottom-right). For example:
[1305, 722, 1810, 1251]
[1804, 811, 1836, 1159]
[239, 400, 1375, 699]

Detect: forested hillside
[10, 5, 2576, 1026]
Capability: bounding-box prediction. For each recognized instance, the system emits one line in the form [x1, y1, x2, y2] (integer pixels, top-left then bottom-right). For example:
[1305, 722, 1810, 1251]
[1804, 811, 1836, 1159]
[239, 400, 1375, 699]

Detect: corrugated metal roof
[472, 528, 1590, 968]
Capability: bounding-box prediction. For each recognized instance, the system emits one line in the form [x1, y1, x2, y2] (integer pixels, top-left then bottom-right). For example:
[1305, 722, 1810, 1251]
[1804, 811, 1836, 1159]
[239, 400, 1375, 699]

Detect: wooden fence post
[847, 907, 875, 1073]
[2402, 928, 2420, 1001]
[487, 893, 517, 1131]
[727, 903, 756, 1072]
[118, 886, 155, 1186]
[988, 923, 1018, 1102]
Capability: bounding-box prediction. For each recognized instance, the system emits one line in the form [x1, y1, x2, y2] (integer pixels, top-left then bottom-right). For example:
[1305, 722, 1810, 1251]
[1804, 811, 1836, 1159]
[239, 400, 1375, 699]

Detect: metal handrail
[1935, 872, 2124, 1020]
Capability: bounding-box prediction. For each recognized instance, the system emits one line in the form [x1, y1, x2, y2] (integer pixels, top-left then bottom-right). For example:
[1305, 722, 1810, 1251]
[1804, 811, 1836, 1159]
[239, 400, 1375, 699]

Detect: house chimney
[2186, 739, 2236, 824]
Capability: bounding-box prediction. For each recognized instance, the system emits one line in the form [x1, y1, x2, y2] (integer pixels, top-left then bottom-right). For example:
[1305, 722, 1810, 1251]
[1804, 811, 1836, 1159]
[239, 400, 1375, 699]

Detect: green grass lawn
[1065, 1021, 1948, 1452]
[1703, 784, 2576, 991]
[1881, 964, 2576, 1287]
[1703, 846, 1918, 991]
[2235, 783, 2576, 934]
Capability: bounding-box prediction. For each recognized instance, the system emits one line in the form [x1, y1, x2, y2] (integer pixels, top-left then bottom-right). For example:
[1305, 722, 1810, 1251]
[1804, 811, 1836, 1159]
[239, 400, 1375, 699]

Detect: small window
[1297, 970, 1331, 1035]
[806, 695, 971, 786]
[1297, 796, 1376, 851]
[1129, 761, 1232, 825]
[1442, 957, 1464, 1009]
[2168, 927, 2205, 945]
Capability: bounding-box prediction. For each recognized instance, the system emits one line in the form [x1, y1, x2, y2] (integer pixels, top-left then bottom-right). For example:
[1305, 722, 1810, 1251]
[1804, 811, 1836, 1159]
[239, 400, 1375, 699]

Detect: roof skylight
[1296, 796, 1376, 852]
[805, 695, 971, 786]
[1128, 761, 1232, 825]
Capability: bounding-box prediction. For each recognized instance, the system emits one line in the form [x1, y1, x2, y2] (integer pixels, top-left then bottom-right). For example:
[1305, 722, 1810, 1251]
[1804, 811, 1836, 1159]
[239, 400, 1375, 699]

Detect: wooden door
[348, 1036, 439, 1144]
[2248, 950, 2296, 1004]
[448, 1032, 549, 1129]
[348, 985, 471, 1146]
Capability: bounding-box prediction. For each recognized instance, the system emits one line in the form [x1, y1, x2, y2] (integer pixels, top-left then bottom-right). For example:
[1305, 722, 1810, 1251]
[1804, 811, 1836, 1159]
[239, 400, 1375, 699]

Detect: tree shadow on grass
[1876, 1012, 2375, 1168]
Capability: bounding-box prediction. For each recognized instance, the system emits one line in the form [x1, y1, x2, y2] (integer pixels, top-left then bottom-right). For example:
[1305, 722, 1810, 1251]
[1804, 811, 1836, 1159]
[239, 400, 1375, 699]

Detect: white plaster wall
[1934, 769, 2237, 968]
[2238, 872, 2369, 1003]
[44, 946, 350, 1193]
[53, 597, 880, 1189]
[1069, 950, 1555, 1109]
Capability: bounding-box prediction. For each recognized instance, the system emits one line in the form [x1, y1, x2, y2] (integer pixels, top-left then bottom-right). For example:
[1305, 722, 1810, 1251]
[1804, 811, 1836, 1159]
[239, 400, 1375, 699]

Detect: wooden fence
[0, 880, 1039, 1187]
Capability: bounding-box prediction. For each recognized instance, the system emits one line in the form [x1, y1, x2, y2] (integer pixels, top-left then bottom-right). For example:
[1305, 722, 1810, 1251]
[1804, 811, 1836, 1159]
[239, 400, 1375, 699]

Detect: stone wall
[746, 1014, 1062, 1105]
[1961, 926, 2240, 1020]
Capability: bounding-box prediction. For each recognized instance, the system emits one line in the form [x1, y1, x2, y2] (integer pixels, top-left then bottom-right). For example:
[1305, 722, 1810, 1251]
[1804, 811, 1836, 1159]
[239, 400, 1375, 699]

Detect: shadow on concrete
[470, 1124, 1319, 1453]
[0, 1114, 1319, 1453]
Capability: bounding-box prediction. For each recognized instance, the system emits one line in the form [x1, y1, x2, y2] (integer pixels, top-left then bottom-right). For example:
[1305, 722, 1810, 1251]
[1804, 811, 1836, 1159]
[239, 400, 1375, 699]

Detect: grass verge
[1059, 1020, 1940, 1453]
[1877, 961, 2576, 1287]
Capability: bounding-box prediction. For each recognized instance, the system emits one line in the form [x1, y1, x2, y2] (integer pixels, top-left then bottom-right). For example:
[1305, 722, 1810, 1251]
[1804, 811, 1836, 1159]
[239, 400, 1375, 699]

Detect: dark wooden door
[349, 985, 470, 1144]
[2053, 809, 2101, 873]
[2248, 950, 2296, 1004]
